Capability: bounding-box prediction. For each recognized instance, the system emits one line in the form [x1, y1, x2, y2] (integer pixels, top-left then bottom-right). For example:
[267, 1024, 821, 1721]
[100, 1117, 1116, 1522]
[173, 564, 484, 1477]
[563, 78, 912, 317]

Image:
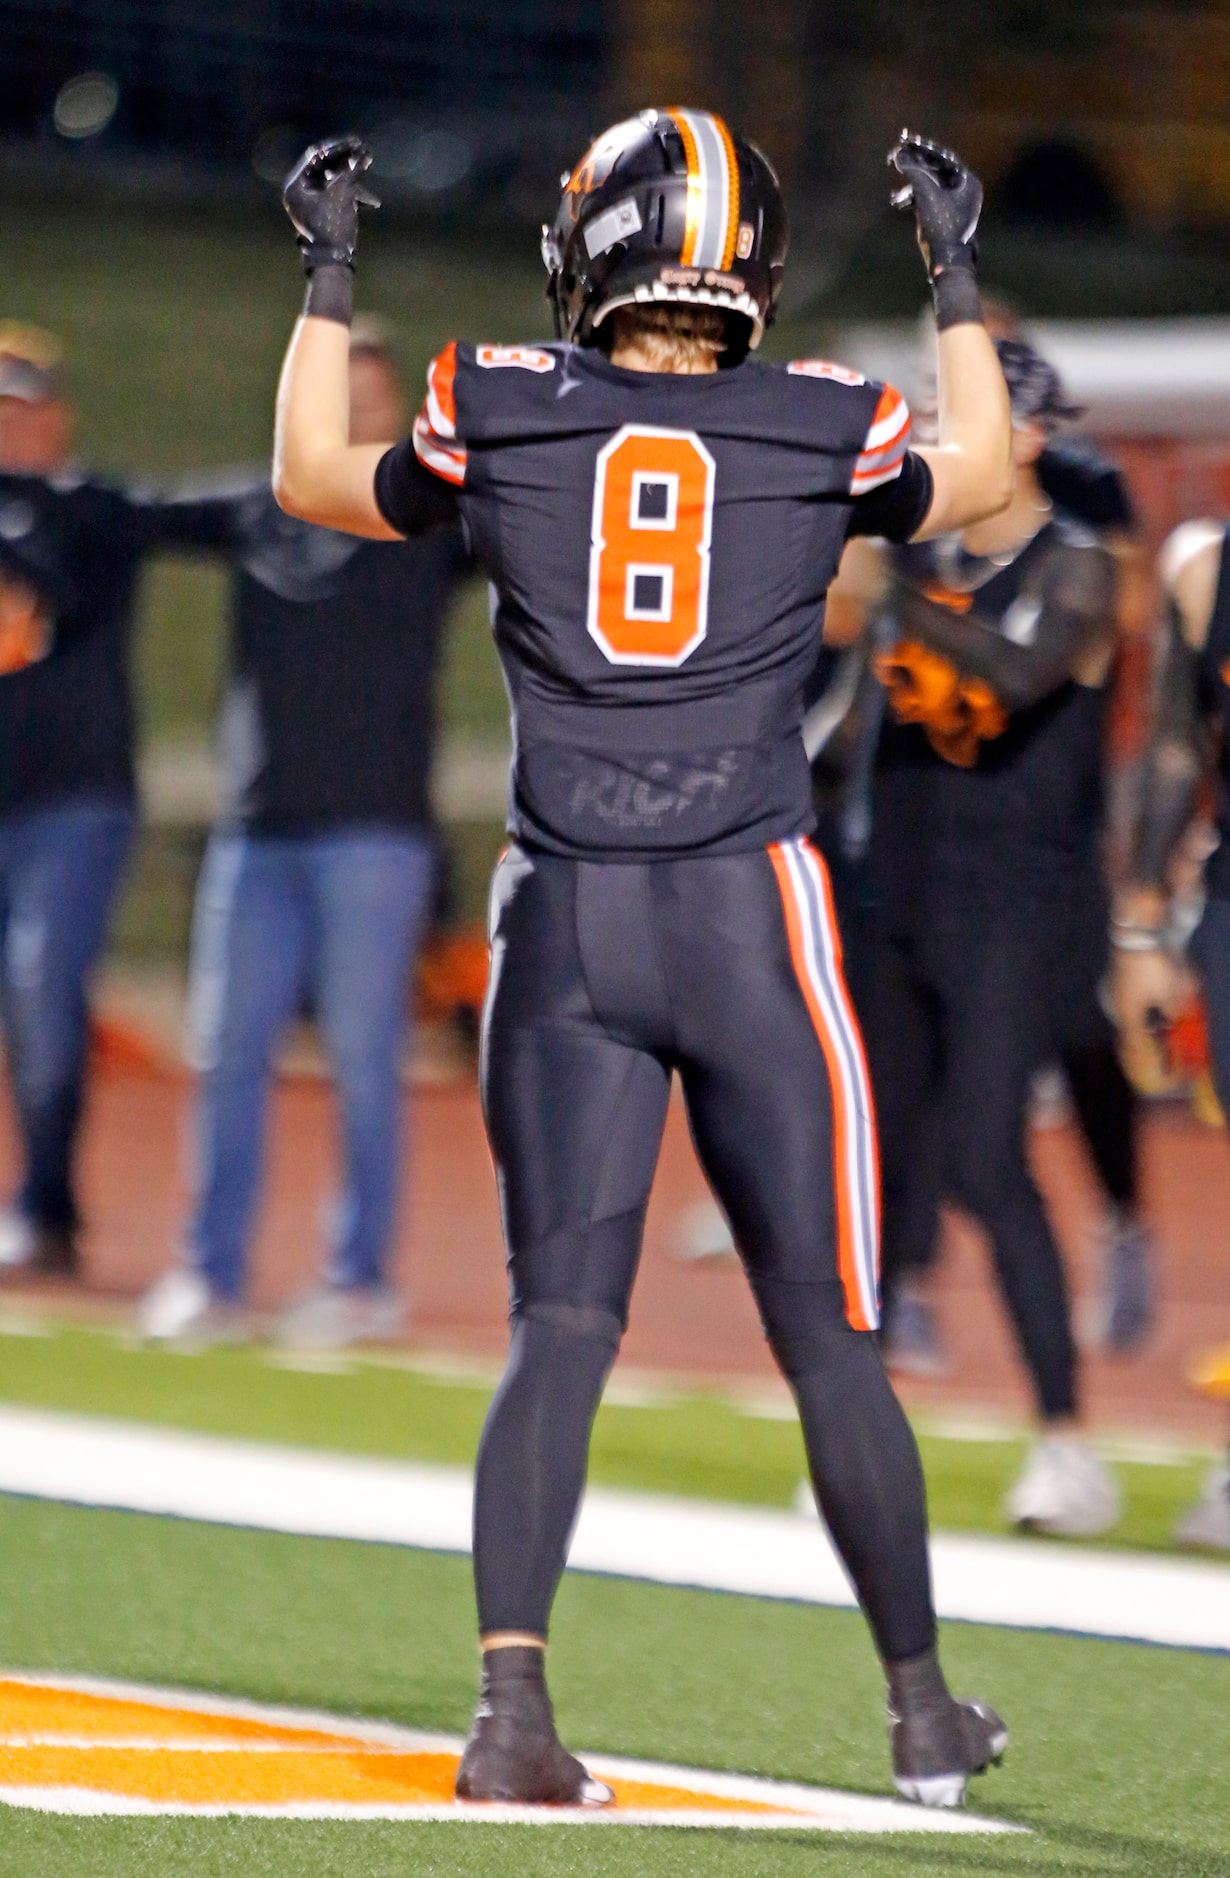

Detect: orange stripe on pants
[768, 842, 873, 1332]
[808, 846, 882, 1260]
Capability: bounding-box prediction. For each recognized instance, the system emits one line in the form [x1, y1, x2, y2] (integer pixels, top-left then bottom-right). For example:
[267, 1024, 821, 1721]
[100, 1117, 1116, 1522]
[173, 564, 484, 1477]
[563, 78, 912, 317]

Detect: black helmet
[542, 107, 789, 356]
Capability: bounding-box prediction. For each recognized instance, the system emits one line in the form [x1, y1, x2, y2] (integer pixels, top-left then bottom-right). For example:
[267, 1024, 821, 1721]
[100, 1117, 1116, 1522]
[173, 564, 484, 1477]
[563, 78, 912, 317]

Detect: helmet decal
[667, 109, 740, 272]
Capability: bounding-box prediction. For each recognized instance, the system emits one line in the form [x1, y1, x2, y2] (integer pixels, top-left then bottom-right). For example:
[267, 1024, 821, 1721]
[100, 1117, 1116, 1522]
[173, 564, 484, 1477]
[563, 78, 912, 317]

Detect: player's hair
[606, 304, 727, 372]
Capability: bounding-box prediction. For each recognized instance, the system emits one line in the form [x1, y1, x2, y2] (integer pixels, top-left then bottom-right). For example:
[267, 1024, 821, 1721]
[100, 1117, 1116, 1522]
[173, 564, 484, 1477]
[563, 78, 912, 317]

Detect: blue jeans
[185, 827, 436, 1300]
[0, 794, 136, 1229]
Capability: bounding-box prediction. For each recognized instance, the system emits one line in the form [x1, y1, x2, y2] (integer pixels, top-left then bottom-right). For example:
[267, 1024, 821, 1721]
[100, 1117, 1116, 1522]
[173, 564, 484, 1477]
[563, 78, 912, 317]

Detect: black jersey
[1199, 528, 1230, 900]
[873, 516, 1112, 908]
[167, 480, 467, 835]
[376, 342, 929, 860]
[0, 472, 225, 813]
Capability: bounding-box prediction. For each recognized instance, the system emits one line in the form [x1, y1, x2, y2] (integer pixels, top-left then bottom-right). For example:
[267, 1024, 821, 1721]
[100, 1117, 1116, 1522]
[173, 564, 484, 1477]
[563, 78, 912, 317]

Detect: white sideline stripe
[0, 1789, 1018, 1832]
[0, 1407, 1227, 1652]
[0, 1673, 1022, 1834]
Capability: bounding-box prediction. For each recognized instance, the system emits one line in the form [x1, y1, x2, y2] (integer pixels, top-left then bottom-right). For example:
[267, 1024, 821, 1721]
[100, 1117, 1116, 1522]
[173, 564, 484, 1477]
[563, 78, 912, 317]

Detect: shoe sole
[893, 1725, 1008, 1810]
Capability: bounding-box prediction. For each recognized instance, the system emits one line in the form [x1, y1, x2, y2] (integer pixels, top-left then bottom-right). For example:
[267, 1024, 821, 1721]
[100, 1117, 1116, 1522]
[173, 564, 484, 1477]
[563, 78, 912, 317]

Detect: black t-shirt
[171, 480, 468, 835]
[0, 472, 226, 812]
[0, 469, 467, 834]
[375, 341, 930, 860]
[872, 517, 1112, 915]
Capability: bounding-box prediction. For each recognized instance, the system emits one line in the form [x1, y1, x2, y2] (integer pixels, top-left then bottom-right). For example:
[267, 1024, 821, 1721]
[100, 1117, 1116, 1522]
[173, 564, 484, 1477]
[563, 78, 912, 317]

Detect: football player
[854, 340, 1123, 1536]
[272, 114, 1013, 1808]
[1114, 517, 1230, 1548]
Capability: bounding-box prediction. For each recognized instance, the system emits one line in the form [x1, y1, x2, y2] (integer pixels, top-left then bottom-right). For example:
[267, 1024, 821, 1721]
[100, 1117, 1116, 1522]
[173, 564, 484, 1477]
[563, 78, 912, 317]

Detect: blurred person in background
[139, 323, 467, 1350]
[983, 299, 1155, 1363]
[840, 302, 1154, 1375]
[0, 325, 230, 1280]
[1114, 516, 1230, 1549]
[857, 338, 1123, 1535]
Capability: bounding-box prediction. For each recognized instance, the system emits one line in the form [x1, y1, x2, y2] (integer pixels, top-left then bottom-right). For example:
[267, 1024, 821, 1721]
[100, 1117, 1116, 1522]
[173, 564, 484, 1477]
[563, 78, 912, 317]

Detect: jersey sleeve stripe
[863, 394, 910, 453]
[412, 412, 466, 487]
[424, 342, 459, 440]
[850, 436, 910, 489]
[850, 385, 911, 496]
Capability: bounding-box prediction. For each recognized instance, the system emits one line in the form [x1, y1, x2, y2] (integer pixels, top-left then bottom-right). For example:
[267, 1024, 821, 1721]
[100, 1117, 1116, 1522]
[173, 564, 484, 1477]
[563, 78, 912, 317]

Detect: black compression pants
[863, 892, 1079, 1421]
[473, 839, 935, 1665]
[1051, 857, 1140, 1215]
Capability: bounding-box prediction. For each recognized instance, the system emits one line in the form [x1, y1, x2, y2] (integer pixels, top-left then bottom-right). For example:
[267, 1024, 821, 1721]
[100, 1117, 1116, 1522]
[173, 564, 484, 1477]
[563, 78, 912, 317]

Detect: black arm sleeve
[374, 442, 461, 537]
[123, 473, 265, 556]
[893, 537, 1116, 712]
[846, 451, 934, 544]
[1128, 594, 1205, 890]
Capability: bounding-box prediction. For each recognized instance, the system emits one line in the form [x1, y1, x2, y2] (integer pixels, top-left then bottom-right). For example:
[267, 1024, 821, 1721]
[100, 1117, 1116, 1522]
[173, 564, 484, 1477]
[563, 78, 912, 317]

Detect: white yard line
[0, 1672, 1023, 1834]
[0, 1405, 1226, 1652]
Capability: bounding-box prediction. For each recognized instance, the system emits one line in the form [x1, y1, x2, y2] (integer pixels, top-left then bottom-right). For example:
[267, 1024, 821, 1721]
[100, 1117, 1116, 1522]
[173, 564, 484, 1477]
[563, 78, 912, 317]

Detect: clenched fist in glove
[284, 134, 379, 271]
[888, 133, 984, 330]
[283, 135, 379, 323]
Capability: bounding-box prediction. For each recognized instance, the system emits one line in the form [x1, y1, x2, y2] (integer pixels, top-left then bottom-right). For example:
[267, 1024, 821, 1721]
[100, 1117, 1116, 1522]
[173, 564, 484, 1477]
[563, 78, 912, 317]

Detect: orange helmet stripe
[668, 109, 705, 267]
[667, 109, 739, 273]
[713, 114, 741, 269]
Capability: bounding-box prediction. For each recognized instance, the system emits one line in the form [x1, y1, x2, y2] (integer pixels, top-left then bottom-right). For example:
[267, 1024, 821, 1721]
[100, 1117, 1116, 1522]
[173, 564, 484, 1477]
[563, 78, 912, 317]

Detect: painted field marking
[0, 1407, 1227, 1651]
[0, 1673, 1021, 1834]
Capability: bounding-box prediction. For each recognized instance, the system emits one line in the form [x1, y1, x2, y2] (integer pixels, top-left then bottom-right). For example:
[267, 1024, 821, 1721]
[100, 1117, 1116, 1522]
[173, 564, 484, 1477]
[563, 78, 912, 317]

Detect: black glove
[283, 134, 379, 275]
[888, 131, 983, 329]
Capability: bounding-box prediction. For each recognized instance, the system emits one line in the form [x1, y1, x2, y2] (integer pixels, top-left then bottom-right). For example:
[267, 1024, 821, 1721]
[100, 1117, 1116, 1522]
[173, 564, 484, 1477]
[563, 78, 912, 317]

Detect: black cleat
[455, 1647, 612, 1807]
[886, 1650, 1008, 1809]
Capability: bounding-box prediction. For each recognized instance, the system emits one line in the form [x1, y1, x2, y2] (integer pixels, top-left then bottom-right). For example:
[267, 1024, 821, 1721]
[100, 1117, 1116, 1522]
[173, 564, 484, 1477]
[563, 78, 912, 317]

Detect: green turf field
[0, 1492, 1226, 1876]
[0, 1318, 1213, 1551]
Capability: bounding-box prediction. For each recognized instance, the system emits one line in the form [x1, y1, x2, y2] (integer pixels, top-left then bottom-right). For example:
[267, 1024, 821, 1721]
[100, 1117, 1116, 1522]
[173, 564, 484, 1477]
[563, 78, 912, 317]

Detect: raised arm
[893, 538, 1116, 712]
[271, 137, 410, 539]
[886, 135, 1013, 540]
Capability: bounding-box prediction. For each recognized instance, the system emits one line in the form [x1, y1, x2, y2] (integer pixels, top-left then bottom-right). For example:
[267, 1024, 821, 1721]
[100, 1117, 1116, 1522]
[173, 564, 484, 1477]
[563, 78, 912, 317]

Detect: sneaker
[273, 1283, 405, 1352]
[1174, 1466, 1230, 1551]
[1095, 1216, 1156, 1354]
[139, 1268, 250, 1347]
[0, 1211, 78, 1278]
[1005, 1434, 1121, 1536]
[887, 1650, 1008, 1808]
[881, 1288, 949, 1378]
[455, 1648, 612, 1806]
[0, 1210, 34, 1268]
[673, 1199, 737, 1262]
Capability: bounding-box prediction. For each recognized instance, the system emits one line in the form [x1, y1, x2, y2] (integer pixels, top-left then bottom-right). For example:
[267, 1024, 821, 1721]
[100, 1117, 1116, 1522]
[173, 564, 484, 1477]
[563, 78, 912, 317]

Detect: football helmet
[542, 108, 788, 356]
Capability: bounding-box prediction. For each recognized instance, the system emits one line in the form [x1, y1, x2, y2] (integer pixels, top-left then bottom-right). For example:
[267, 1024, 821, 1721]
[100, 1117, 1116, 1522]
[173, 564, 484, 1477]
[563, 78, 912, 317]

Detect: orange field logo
[0, 1673, 1020, 1834]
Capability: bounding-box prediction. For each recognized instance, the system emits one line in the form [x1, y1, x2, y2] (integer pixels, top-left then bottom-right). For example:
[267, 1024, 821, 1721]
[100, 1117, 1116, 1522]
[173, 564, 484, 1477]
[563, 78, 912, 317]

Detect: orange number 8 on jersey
[587, 425, 716, 666]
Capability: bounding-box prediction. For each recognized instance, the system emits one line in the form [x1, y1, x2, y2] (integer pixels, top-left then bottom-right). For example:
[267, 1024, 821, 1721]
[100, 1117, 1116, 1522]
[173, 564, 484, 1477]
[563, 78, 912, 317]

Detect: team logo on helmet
[564, 126, 628, 207]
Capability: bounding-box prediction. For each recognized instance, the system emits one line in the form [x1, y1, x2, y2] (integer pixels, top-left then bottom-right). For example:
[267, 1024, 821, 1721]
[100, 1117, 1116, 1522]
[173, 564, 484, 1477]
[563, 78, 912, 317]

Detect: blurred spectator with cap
[0, 323, 231, 1278]
[138, 321, 469, 1350]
